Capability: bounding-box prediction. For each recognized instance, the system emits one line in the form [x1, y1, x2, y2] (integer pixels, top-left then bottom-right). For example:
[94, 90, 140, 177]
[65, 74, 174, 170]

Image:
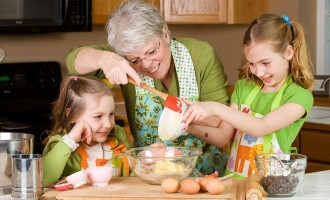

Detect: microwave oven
[0, 0, 91, 34]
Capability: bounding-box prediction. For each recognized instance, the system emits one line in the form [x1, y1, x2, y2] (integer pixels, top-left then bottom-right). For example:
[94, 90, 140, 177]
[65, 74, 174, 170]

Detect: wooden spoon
[127, 77, 167, 100]
[128, 77, 184, 113]
[128, 77, 221, 127]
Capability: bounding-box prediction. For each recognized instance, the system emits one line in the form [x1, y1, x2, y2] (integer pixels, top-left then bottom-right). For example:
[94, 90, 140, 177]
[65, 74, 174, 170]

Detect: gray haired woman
[66, 0, 229, 177]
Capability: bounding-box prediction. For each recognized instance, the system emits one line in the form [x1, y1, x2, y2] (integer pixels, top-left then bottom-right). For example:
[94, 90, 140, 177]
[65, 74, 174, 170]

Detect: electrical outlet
[313, 79, 325, 91]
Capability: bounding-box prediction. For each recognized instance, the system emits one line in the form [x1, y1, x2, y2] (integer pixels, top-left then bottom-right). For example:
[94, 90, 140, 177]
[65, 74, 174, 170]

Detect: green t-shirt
[231, 78, 314, 153]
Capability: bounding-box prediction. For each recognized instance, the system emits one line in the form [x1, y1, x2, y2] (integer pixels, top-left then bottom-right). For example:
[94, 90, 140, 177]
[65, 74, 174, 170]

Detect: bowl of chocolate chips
[255, 153, 307, 197]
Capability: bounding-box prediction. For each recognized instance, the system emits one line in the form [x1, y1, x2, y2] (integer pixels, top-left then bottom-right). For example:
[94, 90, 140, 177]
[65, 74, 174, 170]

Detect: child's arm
[183, 102, 237, 147]
[183, 101, 306, 138]
[43, 121, 92, 186]
[187, 123, 234, 147]
[42, 135, 75, 187]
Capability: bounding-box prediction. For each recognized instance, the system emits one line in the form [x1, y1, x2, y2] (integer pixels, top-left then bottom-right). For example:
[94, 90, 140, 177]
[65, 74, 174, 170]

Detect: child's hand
[182, 101, 216, 128]
[182, 99, 221, 128]
[67, 120, 92, 144]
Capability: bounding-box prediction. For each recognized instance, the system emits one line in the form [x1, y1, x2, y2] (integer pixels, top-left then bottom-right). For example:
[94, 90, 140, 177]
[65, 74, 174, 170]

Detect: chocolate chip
[260, 175, 299, 195]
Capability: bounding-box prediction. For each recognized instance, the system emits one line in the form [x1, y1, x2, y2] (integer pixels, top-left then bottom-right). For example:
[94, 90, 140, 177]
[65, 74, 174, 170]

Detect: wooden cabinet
[161, 0, 269, 24]
[92, 0, 120, 25]
[298, 122, 330, 173]
[92, 0, 268, 25]
[92, 0, 160, 25]
[161, 0, 228, 24]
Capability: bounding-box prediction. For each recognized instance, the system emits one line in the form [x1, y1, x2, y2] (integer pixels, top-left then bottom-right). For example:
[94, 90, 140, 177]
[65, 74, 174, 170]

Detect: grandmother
[66, 0, 229, 177]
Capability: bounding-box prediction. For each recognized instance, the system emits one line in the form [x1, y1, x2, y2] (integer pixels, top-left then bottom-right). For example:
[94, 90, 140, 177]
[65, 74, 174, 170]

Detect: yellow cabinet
[92, 0, 268, 25]
[161, 0, 269, 24]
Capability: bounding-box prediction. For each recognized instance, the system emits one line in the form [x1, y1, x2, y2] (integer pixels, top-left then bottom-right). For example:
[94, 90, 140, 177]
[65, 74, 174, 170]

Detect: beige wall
[0, 0, 305, 85]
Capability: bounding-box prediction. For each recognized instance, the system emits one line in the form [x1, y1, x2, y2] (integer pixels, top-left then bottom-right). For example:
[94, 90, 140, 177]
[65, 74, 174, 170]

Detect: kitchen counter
[40, 177, 244, 200]
[0, 170, 328, 200]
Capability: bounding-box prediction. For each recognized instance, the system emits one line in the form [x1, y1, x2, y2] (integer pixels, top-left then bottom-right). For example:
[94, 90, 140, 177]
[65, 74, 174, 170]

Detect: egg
[161, 178, 180, 193]
[206, 179, 226, 195]
[180, 178, 200, 195]
[199, 176, 215, 192]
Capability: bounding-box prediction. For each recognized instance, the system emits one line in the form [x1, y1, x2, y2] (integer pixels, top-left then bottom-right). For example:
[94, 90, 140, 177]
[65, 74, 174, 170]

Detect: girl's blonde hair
[43, 75, 113, 144]
[239, 13, 314, 91]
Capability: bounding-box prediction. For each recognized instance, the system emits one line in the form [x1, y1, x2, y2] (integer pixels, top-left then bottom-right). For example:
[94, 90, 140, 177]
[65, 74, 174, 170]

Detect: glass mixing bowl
[122, 146, 202, 185]
[255, 153, 307, 197]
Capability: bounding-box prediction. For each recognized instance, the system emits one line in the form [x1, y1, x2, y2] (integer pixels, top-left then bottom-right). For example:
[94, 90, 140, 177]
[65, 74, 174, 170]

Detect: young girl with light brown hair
[182, 13, 314, 178]
[42, 75, 130, 186]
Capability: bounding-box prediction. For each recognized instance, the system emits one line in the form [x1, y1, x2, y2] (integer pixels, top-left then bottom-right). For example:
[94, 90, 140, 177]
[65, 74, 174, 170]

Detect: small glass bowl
[255, 153, 307, 197]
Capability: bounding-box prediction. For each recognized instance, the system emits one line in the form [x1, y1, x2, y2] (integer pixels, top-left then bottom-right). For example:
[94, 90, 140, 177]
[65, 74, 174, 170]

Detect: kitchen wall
[0, 0, 303, 85]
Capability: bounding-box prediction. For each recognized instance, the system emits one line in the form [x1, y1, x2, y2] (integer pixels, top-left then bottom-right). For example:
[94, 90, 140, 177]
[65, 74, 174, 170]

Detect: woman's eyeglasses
[127, 38, 161, 67]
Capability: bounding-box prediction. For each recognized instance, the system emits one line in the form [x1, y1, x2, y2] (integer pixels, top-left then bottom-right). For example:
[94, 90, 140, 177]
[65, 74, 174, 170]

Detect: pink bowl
[65, 170, 87, 188]
[86, 166, 113, 187]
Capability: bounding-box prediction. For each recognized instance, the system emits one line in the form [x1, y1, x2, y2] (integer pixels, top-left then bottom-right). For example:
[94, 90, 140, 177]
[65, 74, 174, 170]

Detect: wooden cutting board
[41, 177, 245, 200]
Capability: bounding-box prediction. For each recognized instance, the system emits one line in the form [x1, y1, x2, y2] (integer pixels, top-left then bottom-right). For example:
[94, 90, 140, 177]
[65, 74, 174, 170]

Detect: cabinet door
[306, 161, 330, 173]
[228, 0, 269, 24]
[162, 0, 228, 24]
[92, 0, 161, 25]
[92, 0, 121, 25]
[300, 129, 330, 163]
[161, 0, 268, 24]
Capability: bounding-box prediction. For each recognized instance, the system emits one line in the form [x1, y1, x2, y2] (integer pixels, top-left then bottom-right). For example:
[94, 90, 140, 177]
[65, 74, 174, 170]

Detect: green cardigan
[66, 38, 229, 141]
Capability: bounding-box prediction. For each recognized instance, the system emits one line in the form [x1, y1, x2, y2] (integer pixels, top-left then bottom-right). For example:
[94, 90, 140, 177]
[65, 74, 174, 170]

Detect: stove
[0, 61, 61, 154]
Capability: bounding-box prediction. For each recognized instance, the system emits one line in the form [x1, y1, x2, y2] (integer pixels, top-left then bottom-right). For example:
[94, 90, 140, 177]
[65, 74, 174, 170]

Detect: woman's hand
[67, 120, 92, 144]
[98, 51, 143, 86]
[74, 47, 143, 86]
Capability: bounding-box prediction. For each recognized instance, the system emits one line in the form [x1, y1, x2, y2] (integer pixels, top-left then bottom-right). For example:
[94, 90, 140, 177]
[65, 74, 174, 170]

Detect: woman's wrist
[75, 47, 104, 74]
[98, 50, 117, 71]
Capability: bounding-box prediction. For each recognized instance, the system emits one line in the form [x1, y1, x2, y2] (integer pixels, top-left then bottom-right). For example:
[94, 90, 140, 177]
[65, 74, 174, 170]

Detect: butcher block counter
[41, 177, 245, 200]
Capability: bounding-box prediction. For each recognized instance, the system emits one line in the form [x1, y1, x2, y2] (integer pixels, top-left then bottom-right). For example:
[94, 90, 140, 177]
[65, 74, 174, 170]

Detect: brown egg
[199, 176, 216, 192]
[161, 178, 180, 193]
[180, 178, 200, 195]
[206, 179, 226, 195]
